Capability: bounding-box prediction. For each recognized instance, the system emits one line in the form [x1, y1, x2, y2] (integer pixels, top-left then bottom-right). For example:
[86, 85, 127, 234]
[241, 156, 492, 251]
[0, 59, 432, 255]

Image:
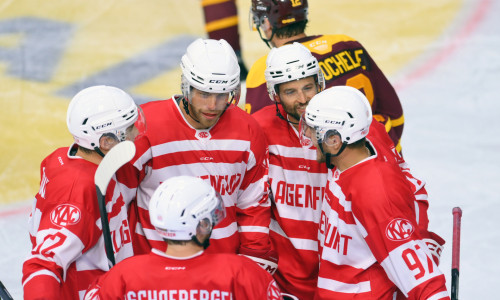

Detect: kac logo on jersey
[50, 204, 81, 226]
[385, 218, 414, 241]
[196, 130, 211, 140]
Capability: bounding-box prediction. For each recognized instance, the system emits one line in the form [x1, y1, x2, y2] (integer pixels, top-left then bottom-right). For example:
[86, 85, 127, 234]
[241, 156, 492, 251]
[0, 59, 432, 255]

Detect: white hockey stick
[95, 140, 136, 267]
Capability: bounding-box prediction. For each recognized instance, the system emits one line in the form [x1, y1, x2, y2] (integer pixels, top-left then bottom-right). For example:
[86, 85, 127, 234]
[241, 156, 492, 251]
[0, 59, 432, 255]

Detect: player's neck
[166, 243, 204, 258]
[76, 148, 103, 165]
[273, 33, 308, 48]
[332, 146, 371, 172]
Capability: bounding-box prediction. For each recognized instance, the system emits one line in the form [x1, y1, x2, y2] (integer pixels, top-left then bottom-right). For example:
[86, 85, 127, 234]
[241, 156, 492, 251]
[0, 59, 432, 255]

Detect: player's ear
[197, 218, 212, 236]
[325, 133, 341, 149]
[262, 18, 271, 31]
[99, 134, 119, 152]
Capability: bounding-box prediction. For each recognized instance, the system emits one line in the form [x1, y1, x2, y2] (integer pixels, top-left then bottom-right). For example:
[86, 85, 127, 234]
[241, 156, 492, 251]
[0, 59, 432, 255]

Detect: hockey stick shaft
[451, 207, 462, 300]
[0, 281, 14, 300]
[96, 186, 116, 266]
[95, 141, 136, 268]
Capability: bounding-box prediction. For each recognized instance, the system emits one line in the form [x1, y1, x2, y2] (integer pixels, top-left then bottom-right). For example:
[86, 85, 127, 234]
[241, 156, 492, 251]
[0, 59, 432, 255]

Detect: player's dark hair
[77, 145, 93, 154]
[274, 20, 308, 39]
[347, 138, 367, 149]
[166, 239, 190, 246]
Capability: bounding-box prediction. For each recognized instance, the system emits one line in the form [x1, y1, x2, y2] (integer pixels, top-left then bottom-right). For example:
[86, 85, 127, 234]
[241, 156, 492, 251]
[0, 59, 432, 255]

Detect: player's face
[278, 76, 318, 124]
[188, 88, 230, 129]
[300, 122, 326, 163]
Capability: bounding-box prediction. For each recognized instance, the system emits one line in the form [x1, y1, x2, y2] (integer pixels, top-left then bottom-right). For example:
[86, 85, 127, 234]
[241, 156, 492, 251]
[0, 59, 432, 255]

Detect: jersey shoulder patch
[303, 34, 357, 55]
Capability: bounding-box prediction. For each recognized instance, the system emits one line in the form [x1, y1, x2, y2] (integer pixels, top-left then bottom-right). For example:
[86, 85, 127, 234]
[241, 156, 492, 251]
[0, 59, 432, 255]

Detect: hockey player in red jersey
[247, 0, 405, 152]
[300, 86, 449, 299]
[252, 42, 326, 299]
[125, 38, 278, 274]
[84, 176, 283, 300]
[22, 86, 146, 300]
[252, 43, 442, 300]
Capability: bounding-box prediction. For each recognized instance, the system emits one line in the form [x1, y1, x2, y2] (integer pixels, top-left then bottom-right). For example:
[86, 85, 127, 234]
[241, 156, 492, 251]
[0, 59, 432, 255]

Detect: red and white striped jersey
[84, 249, 283, 300]
[315, 141, 449, 299]
[124, 96, 272, 255]
[252, 105, 437, 299]
[22, 145, 134, 300]
[252, 105, 323, 299]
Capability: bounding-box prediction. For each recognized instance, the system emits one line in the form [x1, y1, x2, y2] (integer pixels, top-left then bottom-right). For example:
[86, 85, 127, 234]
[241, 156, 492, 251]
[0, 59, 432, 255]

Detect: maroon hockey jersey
[246, 34, 404, 152]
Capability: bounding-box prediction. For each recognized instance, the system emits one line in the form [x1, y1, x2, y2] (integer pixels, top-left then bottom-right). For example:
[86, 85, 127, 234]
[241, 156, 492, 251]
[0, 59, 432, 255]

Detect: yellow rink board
[0, 0, 461, 205]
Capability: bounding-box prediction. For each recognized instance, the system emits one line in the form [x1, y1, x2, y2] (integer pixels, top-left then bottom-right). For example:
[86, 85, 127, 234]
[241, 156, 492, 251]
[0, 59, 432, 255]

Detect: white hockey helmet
[300, 86, 372, 146]
[265, 42, 325, 102]
[66, 85, 144, 150]
[149, 176, 226, 241]
[180, 38, 241, 106]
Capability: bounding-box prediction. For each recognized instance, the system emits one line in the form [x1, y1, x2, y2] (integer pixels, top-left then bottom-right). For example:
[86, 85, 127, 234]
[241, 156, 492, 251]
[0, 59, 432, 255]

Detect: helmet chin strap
[275, 102, 299, 125]
[256, 24, 276, 49]
[182, 97, 201, 124]
[94, 146, 106, 158]
[318, 141, 348, 169]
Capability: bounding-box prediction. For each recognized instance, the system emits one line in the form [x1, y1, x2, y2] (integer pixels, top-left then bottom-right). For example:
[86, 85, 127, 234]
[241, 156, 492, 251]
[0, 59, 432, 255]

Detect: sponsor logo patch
[50, 204, 81, 226]
[385, 218, 414, 241]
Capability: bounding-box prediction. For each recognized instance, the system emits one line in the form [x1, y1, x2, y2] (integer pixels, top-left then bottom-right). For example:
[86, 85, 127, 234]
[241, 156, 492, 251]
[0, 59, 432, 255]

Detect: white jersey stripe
[269, 144, 318, 161]
[317, 276, 371, 293]
[270, 219, 317, 251]
[152, 139, 251, 155]
[427, 291, 450, 300]
[290, 237, 318, 252]
[239, 225, 269, 234]
[211, 222, 238, 239]
[22, 269, 61, 286]
[270, 219, 287, 238]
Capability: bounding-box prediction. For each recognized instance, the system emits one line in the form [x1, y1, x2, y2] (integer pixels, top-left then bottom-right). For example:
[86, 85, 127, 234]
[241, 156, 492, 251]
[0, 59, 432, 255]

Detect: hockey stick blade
[0, 280, 14, 300]
[451, 207, 462, 300]
[95, 140, 136, 194]
[95, 140, 136, 267]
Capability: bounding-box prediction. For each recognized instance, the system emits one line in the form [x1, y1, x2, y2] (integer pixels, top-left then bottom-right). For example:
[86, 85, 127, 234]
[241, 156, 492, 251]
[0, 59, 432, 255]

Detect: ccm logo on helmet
[209, 80, 228, 84]
[325, 120, 342, 125]
[94, 122, 113, 130]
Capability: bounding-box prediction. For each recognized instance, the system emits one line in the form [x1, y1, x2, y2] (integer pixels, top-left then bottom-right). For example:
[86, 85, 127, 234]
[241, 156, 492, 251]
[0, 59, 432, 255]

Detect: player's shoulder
[252, 105, 277, 125]
[300, 34, 361, 55]
[224, 106, 263, 130]
[208, 252, 265, 271]
[344, 150, 407, 198]
[246, 55, 268, 89]
[140, 97, 177, 115]
[43, 147, 95, 181]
